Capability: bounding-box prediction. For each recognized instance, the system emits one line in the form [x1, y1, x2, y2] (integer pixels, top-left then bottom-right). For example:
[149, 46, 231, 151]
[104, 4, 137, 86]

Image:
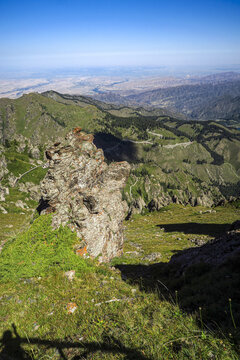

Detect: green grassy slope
[0, 205, 239, 359]
[0, 93, 105, 144]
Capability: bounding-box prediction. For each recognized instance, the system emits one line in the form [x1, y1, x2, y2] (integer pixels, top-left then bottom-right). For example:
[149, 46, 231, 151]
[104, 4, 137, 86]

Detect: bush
[0, 215, 95, 282]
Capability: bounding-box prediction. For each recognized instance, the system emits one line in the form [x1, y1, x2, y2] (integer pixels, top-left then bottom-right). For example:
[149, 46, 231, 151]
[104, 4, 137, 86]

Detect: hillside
[191, 95, 240, 122]
[0, 91, 240, 217]
[127, 80, 240, 119]
[94, 79, 240, 125]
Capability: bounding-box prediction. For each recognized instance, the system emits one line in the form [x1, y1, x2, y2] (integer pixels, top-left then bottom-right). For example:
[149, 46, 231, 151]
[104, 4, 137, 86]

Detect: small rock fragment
[64, 270, 76, 281]
[67, 302, 78, 314]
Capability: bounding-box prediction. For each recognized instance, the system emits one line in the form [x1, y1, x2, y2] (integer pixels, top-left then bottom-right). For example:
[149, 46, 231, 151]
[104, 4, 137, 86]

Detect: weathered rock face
[39, 128, 130, 262]
[0, 153, 8, 180]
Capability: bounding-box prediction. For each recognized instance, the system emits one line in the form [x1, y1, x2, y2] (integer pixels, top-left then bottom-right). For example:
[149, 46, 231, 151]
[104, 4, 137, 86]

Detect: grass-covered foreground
[0, 205, 239, 359]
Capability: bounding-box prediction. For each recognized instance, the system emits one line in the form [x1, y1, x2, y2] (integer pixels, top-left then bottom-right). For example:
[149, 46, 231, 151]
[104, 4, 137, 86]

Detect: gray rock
[0, 205, 7, 214]
[39, 128, 130, 262]
[18, 182, 40, 201]
[0, 155, 8, 180]
[143, 252, 162, 262]
[8, 175, 18, 187]
[15, 200, 28, 209]
[0, 186, 9, 202]
[64, 270, 76, 281]
[29, 146, 40, 159]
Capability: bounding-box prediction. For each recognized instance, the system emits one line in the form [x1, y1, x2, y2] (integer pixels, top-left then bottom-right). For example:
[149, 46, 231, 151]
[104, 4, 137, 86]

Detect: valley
[0, 90, 239, 359]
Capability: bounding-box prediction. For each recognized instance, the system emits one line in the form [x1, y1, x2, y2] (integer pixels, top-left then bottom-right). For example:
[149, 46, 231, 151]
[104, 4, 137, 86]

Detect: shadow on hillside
[115, 239, 240, 347]
[93, 132, 139, 162]
[157, 222, 231, 237]
[199, 142, 224, 166]
[217, 181, 240, 200]
[0, 324, 151, 360]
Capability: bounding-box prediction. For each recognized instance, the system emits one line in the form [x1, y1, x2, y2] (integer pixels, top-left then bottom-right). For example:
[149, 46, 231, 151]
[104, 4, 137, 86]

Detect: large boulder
[39, 128, 130, 262]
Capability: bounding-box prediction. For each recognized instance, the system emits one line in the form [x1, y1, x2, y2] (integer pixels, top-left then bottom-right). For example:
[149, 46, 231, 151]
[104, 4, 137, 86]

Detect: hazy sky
[1, 0, 240, 69]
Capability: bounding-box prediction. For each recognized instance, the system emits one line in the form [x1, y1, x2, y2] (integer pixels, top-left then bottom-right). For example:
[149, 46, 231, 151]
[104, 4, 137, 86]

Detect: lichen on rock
[39, 128, 130, 262]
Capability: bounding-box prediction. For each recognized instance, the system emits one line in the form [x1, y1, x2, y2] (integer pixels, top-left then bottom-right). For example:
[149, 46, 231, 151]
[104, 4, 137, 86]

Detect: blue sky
[0, 0, 240, 69]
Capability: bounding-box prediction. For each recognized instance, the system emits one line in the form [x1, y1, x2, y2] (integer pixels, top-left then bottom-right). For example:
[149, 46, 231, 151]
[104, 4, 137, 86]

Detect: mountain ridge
[0, 91, 240, 214]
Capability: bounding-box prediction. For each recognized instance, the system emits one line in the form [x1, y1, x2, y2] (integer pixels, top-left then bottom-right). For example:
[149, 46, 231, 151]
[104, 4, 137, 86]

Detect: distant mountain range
[93, 73, 240, 124]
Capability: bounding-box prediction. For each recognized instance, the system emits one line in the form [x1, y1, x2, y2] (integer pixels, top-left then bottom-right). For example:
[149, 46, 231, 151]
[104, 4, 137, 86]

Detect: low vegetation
[0, 204, 239, 359]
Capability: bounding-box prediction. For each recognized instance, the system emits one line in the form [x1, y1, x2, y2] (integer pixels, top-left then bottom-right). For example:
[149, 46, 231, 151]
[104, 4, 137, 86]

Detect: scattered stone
[8, 175, 18, 187]
[129, 242, 142, 250]
[143, 252, 162, 262]
[203, 209, 213, 214]
[33, 323, 40, 331]
[23, 278, 35, 284]
[0, 205, 7, 214]
[64, 270, 76, 281]
[15, 200, 28, 209]
[0, 186, 9, 202]
[95, 297, 134, 307]
[190, 238, 208, 246]
[39, 128, 130, 262]
[67, 302, 78, 314]
[125, 251, 141, 257]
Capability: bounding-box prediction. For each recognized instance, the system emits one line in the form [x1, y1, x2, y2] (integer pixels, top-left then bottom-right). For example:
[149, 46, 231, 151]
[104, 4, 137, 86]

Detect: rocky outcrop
[18, 182, 41, 201]
[0, 186, 9, 202]
[0, 150, 9, 202]
[0, 156, 8, 180]
[39, 128, 130, 262]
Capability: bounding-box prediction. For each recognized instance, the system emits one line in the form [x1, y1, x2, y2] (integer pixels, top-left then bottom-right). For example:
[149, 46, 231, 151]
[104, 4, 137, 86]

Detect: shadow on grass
[157, 222, 231, 237]
[116, 242, 240, 351]
[0, 324, 152, 360]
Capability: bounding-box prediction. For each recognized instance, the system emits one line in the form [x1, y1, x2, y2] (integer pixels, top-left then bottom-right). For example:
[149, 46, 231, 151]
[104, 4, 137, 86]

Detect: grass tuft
[0, 214, 96, 282]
